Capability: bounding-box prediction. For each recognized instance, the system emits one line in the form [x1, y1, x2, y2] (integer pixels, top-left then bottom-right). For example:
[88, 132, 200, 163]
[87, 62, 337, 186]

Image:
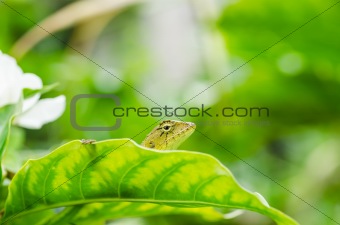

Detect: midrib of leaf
[2, 198, 286, 222]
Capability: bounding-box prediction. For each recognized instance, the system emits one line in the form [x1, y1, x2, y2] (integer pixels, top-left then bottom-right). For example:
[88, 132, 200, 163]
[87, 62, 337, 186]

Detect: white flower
[0, 51, 65, 129]
[0, 52, 23, 107]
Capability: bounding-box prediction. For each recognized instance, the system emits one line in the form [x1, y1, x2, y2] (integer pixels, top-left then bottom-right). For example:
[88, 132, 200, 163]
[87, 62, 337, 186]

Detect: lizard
[80, 120, 196, 150]
[141, 120, 196, 150]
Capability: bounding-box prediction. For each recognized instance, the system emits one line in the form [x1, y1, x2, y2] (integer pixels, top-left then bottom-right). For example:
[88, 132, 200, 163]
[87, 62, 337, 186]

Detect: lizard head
[141, 120, 196, 150]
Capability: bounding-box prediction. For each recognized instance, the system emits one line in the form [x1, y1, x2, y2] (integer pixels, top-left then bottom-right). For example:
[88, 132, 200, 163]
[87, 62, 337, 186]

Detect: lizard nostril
[149, 141, 155, 148]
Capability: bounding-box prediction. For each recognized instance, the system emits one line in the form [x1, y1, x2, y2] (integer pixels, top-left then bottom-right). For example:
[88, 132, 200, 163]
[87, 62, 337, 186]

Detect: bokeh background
[1, 0, 340, 224]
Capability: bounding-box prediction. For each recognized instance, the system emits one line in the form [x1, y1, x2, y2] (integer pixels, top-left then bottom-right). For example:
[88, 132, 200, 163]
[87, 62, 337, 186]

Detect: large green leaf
[2, 139, 299, 224]
[0, 105, 16, 180]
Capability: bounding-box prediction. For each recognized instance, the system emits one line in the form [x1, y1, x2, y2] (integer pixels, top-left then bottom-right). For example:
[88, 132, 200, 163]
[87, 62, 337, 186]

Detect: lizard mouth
[184, 122, 196, 134]
[187, 122, 196, 129]
[178, 121, 196, 139]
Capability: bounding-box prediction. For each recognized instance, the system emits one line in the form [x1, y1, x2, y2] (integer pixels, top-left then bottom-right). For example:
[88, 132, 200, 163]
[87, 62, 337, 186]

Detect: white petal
[14, 95, 66, 129]
[254, 192, 270, 207]
[22, 94, 41, 112]
[223, 210, 244, 219]
[21, 73, 43, 90]
[0, 51, 23, 108]
[21, 73, 43, 112]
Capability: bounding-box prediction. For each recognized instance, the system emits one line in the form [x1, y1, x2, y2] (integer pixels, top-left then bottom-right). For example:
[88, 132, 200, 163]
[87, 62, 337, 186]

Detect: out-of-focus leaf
[11, 0, 142, 58]
[23, 83, 59, 99]
[0, 105, 16, 179]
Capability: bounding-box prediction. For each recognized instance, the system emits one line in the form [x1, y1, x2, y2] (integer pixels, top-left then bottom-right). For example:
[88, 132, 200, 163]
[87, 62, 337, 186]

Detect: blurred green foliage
[1, 0, 339, 224]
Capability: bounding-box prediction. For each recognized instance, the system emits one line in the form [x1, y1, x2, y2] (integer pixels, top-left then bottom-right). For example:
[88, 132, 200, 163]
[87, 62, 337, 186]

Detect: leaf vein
[152, 161, 188, 200]
[193, 175, 222, 201]
[117, 156, 157, 198]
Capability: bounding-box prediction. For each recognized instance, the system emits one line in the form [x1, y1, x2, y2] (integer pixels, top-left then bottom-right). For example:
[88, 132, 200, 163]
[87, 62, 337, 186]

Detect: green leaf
[6, 210, 55, 225]
[2, 139, 299, 225]
[23, 83, 59, 99]
[0, 185, 9, 210]
[48, 202, 224, 225]
[0, 105, 16, 180]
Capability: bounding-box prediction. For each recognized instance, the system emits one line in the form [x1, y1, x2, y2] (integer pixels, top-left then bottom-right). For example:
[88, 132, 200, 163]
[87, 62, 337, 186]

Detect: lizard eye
[162, 125, 171, 132]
